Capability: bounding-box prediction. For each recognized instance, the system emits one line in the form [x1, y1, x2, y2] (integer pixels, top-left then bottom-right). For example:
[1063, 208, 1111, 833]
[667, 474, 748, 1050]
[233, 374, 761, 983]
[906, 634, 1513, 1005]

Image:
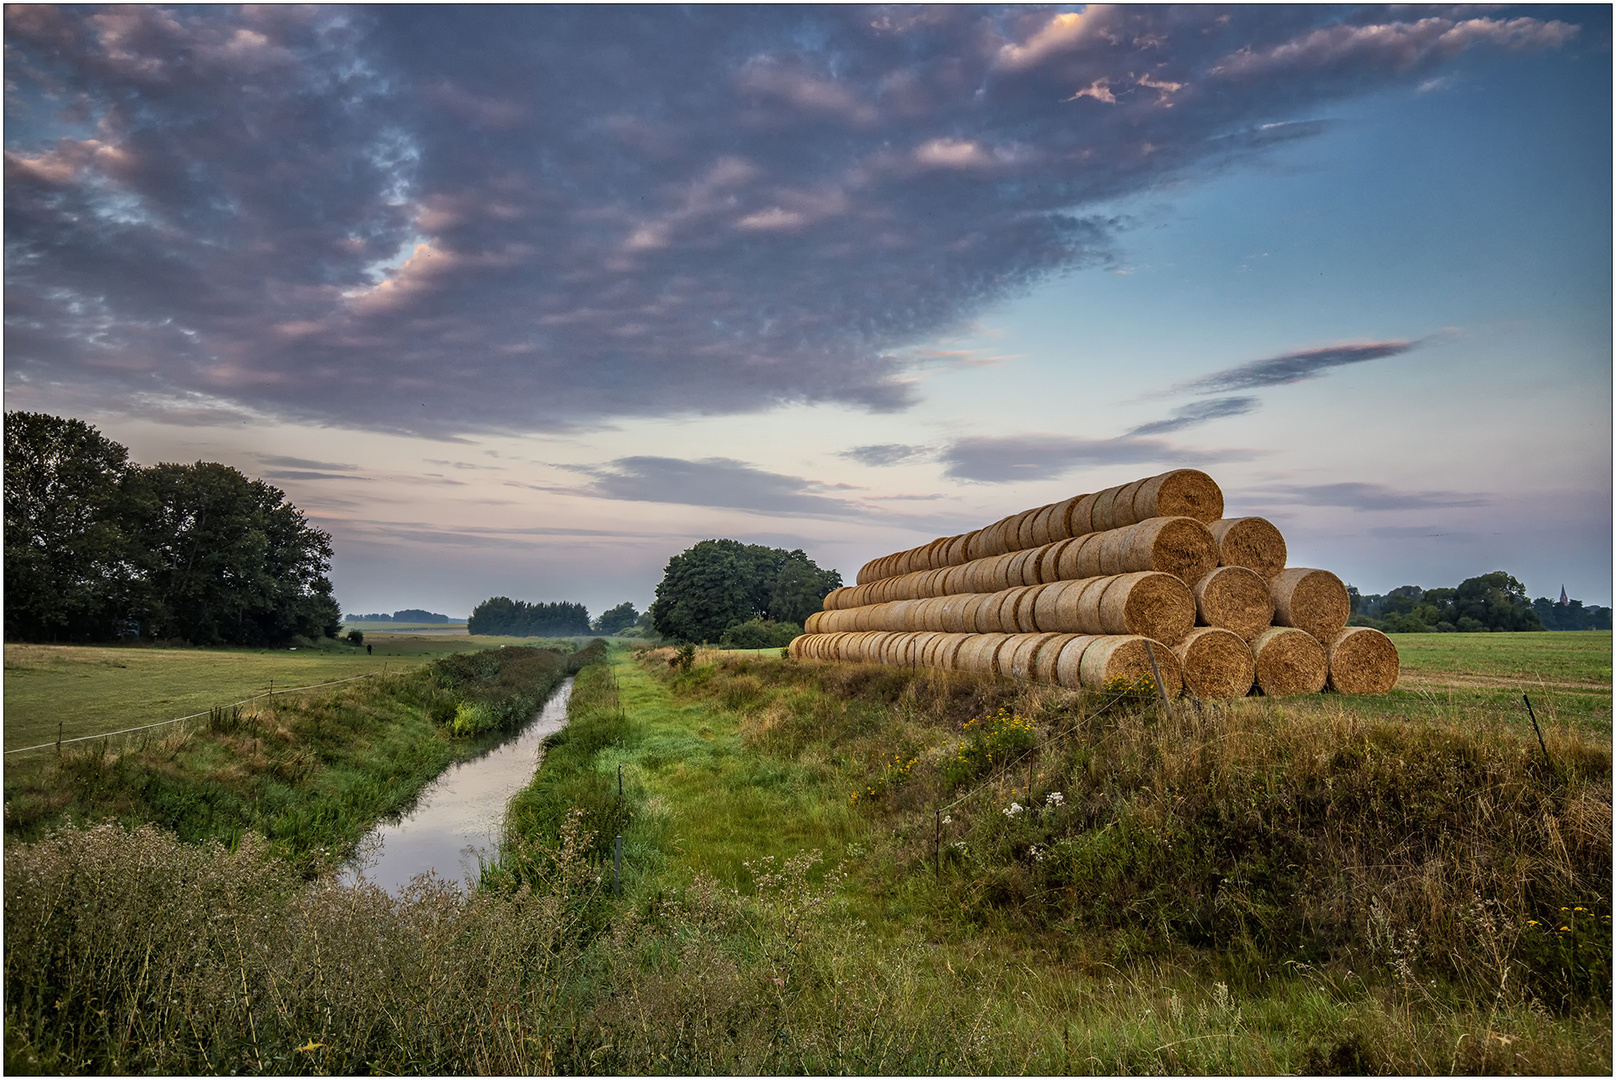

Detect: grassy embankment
[5, 631, 1609, 1073]
[3, 639, 603, 866]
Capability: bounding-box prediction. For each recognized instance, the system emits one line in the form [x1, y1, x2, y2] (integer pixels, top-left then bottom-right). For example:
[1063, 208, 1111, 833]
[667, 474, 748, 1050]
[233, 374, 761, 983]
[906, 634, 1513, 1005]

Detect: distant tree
[649, 539, 840, 643]
[591, 601, 641, 636]
[1532, 595, 1613, 631]
[392, 609, 449, 623]
[467, 597, 590, 636]
[1348, 573, 1548, 633]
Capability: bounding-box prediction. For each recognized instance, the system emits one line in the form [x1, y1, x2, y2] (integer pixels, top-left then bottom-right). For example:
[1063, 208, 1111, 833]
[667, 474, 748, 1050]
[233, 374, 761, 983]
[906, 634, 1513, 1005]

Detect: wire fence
[4, 672, 384, 757]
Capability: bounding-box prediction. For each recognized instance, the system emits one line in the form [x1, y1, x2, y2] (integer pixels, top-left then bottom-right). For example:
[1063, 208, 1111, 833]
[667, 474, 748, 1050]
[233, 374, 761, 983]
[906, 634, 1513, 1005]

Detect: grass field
[2, 634, 584, 758]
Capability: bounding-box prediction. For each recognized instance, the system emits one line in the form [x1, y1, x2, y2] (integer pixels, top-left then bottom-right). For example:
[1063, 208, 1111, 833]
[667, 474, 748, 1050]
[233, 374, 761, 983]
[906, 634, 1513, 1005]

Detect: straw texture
[1250, 626, 1328, 696]
[1172, 627, 1256, 699]
[1191, 565, 1275, 641]
[1270, 567, 1351, 640]
[1324, 626, 1400, 694]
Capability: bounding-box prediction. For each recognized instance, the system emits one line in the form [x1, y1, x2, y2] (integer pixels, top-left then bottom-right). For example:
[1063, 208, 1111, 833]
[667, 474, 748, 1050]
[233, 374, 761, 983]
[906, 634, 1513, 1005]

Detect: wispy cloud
[568, 456, 866, 517]
[3, 7, 1571, 437]
[258, 455, 361, 471]
[941, 434, 1256, 483]
[1247, 482, 1489, 511]
[840, 444, 934, 467]
[1128, 396, 1259, 436]
[1175, 341, 1420, 396]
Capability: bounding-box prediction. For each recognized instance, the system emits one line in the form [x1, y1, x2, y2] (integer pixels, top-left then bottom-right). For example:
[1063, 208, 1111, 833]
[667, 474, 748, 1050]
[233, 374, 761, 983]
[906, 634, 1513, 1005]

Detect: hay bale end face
[1325, 626, 1400, 694]
[1208, 517, 1287, 579]
[1192, 565, 1275, 641]
[1172, 627, 1256, 699]
[1250, 626, 1328, 696]
[1270, 568, 1351, 640]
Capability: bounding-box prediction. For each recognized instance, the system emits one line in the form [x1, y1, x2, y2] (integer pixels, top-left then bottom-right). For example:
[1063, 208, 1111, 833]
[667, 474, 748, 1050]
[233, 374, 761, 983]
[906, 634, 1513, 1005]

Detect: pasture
[2, 634, 583, 759]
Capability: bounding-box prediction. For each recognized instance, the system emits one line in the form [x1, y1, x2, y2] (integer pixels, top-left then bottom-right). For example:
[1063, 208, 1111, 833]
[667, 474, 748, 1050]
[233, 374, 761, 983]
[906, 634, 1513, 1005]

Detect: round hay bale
[1270, 568, 1351, 640]
[1090, 485, 1129, 532]
[1122, 516, 1219, 583]
[1050, 536, 1084, 581]
[1133, 469, 1224, 524]
[1208, 517, 1287, 579]
[1047, 577, 1105, 632]
[1007, 548, 1041, 586]
[940, 594, 974, 633]
[958, 594, 994, 634]
[1250, 627, 1328, 696]
[804, 610, 825, 634]
[1044, 495, 1080, 542]
[1080, 636, 1183, 695]
[1192, 565, 1274, 640]
[1031, 633, 1082, 683]
[1325, 626, 1400, 694]
[822, 586, 851, 611]
[1074, 575, 1116, 632]
[956, 633, 1003, 674]
[1012, 584, 1046, 632]
[1111, 479, 1151, 529]
[1052, 634, 1102, 689]
[1172, 627, 1256, 698]
[1033, 579, 1082, 630]
[931, 633, 967, 670]
[1030, 540, 1065, 584]
[1071, 533, 1108, 579]
[1097, 524, 1136, 576]
[1006, 632, 1062, 680]
[1028, 503, 1060, 548]
[1096, 571, 1195, 644]
[988, 589, 1023, 633]
[1009, 507, 1041, 551]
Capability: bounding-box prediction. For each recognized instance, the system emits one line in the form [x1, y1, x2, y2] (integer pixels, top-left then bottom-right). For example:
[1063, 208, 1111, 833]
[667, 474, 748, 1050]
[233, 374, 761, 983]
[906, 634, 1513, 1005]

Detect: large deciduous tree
[4, 411, 340, 645]
[135, 462, 340, 645]
[4, 412, 145, 641]
[649, 539, 840, 643]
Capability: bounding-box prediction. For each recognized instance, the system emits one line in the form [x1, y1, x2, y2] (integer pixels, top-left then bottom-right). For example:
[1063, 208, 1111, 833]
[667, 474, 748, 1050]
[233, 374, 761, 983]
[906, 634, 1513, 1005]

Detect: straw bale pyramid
[790, 468, 1399, 698]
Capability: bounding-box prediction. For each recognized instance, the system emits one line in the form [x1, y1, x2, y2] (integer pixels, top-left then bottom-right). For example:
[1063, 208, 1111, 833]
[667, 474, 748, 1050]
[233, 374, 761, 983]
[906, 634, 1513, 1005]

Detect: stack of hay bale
[788, 469, 1399, 698]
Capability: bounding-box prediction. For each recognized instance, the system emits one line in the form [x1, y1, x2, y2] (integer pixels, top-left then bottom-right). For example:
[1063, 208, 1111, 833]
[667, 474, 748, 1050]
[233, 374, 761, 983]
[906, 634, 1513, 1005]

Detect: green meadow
[2, 634, 587, 758]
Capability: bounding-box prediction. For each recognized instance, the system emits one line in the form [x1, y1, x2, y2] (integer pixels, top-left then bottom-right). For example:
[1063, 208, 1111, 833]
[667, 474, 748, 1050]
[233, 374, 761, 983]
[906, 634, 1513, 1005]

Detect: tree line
[5, 412, 340, 646]
[345, 609, 452, 623]
[1348, 571, 1610, 633]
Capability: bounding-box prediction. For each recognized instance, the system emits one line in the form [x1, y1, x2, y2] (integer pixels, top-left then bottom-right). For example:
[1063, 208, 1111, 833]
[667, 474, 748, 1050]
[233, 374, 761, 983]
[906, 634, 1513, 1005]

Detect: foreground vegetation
[5, 636, 1610, 1073]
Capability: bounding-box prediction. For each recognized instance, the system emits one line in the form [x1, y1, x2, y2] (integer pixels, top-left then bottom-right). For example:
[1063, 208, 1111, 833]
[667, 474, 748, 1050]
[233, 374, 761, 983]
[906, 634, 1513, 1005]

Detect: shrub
[719, 618, 803, 650]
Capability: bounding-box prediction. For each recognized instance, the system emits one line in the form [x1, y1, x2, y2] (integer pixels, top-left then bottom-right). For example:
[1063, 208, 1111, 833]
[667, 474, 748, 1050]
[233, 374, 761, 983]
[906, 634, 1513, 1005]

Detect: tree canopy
[1348, 571, 1554, 633]
[649, 539, 840, 643]
[591, 602, 641, 636]
[5, 412, 340, 645]
[467, 597, 591, 637]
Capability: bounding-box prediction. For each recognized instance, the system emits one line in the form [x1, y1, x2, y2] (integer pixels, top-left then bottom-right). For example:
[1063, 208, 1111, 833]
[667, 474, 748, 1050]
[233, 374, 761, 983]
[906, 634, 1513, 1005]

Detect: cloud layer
[5, 6, 1574, 437]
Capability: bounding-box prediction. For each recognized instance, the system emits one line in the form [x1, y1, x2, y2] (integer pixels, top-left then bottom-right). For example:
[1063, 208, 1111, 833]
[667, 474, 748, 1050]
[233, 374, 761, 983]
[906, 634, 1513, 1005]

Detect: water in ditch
[338, 676, 573, 895]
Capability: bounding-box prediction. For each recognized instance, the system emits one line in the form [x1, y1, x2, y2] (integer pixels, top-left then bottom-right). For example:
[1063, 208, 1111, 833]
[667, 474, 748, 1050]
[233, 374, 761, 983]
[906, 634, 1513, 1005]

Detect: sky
[6, 4, 1611, 620]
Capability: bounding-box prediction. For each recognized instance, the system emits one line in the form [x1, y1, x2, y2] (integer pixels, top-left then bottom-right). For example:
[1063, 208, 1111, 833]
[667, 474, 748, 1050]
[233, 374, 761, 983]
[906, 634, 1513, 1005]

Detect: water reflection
[339, 677, 573, 894]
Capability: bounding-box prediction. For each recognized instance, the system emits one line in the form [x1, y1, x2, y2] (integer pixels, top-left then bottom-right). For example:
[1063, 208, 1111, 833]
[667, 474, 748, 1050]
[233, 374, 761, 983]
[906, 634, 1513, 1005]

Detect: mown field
[2, 633, 587, 757]
[5, 632, 1610, 1074]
